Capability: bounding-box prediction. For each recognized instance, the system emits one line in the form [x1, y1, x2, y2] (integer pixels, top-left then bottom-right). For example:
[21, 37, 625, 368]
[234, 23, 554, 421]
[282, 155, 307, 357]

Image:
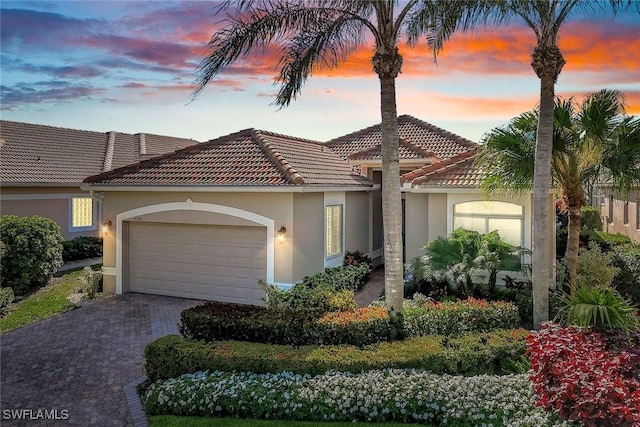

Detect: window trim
[608, 195, 614, 224]
[69, 197, 97, 232]
[325, 204, 343, 259]
[623, 200, 629, 225]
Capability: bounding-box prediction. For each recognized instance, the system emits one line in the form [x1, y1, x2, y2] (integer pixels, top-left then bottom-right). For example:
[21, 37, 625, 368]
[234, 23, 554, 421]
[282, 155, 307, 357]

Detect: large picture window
[326, 205, 343, 258]
[453, 200, 524, 246]
[71, 197, 93, 229]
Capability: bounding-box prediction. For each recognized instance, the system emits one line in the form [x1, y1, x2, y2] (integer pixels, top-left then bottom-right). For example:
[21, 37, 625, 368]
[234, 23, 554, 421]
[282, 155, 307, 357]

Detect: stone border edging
[124, 376, 148, 427]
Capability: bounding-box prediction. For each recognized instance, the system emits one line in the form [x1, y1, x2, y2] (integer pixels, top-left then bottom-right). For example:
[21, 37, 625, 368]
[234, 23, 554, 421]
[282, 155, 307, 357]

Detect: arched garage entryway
[114, 200, 275, 305]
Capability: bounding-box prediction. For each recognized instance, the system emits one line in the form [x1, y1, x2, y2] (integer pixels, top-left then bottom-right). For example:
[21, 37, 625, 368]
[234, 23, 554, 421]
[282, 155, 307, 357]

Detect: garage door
[127, 222, 267, 304]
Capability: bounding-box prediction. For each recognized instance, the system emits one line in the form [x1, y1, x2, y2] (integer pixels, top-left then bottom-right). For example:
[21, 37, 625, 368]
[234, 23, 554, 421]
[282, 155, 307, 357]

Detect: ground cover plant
[143, 369, 573, 426]
[144, 329, 529, 382]
[528, 323, 640, 426]
[150, 417, 424, 427]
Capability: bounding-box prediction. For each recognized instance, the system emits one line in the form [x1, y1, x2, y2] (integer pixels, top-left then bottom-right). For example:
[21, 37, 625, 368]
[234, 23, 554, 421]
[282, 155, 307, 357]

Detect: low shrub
[142, 369, 565, 426]
[261, 282, 356, 318]
[580, 206, 603, 232]
[0, 287, 14, 314]
[80, 266, 102, 299]
[144, 329, 530, 382]
[179, 301, 388, 347]
[61, 236, 102, 262]
[301, 263, 372, 293]
[402, 295, 521, 337]
[343, 250, 372, 268]
[0, 215, 64, 294]
[528, 323, 640, 426]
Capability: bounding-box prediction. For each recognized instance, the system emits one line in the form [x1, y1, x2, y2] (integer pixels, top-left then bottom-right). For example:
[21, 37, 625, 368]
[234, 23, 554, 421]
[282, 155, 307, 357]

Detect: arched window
[453, 201, 524, 246]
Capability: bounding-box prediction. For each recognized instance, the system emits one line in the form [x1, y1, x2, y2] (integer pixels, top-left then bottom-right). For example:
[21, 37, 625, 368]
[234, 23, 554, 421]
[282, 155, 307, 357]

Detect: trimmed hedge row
[62, 236, 102, 262]
[144, 329, 530, 382]
[179, 302, 390, 347]
[403, 296, 521, 337]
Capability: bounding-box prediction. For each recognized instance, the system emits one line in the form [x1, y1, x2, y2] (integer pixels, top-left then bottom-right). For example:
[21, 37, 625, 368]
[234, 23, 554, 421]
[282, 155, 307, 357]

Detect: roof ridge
[325, 120, 382, 146]
[401, 148, 476, 184]
[252, 130, 305, 185]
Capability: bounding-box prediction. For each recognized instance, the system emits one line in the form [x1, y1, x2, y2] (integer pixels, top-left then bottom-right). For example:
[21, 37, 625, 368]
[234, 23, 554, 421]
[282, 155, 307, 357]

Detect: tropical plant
[192, 0, 493, 321]
[477, 90, 640, 297]
[418, 228, 524, 298]
[437, 1, 636, 328]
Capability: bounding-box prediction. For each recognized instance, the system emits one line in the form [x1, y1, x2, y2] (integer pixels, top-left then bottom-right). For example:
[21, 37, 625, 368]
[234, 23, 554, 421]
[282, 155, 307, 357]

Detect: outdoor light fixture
[102, 220, 112, 234]
[277, 226, 287, 243]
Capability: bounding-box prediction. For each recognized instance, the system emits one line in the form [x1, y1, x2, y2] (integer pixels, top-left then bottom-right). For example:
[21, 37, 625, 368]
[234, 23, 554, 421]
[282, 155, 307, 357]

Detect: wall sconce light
[103, 220, 112, 234]
[277, 226, 287, 243]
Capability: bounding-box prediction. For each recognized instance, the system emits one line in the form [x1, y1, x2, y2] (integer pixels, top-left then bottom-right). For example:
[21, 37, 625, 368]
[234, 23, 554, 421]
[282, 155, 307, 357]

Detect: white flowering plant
[143, 369, 575, 427]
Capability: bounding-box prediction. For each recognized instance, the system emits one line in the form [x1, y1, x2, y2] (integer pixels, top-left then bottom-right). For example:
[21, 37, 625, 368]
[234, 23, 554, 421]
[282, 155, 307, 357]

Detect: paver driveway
[1, 293, 202, 426]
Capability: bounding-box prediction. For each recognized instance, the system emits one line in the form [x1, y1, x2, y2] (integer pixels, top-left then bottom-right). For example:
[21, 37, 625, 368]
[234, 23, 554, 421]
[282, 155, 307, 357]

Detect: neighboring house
[82, 129, 377, 304]
[0, 120, 199, 239]
[597, 184, 640, 242]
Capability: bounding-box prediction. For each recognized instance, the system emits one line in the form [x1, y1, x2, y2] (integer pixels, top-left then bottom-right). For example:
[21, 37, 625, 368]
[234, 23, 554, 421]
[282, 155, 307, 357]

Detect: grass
[150, 416, 423, 427]
[0, 269, 85, 333]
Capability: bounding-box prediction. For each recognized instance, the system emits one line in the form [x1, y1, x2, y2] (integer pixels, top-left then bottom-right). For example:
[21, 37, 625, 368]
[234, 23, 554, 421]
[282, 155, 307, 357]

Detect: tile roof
[348, 139, 437, 161]
[84, 129, 374, 188]
[0, 120, 199, 184]
[327, 114, 477, 161]
[401, 149, 481, 187]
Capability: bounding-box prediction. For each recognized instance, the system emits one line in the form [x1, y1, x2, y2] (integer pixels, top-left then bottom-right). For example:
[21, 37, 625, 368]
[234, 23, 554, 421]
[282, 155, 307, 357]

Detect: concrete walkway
[355, 267, 385, 306]
[0, 293, 202, 426]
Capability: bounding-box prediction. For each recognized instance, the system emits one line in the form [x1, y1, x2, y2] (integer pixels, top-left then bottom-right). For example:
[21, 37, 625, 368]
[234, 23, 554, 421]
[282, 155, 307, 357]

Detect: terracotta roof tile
[0, 120, 199, 184]
[84, 129, 373, 188]
[327, 114, 476, 161]
[401, 149, 481, 187]
[348, 138, 437, 161]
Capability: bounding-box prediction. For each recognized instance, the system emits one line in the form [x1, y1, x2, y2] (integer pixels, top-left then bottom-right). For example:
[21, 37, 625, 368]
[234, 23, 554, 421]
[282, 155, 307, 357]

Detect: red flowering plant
[527, 323, 640, 426]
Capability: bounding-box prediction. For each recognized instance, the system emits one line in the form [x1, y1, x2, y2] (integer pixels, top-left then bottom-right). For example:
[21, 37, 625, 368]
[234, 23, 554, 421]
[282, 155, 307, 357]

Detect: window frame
[69, 197, 96, 232]
[325, 204, 343, 260]
[623, 200, 629, 225]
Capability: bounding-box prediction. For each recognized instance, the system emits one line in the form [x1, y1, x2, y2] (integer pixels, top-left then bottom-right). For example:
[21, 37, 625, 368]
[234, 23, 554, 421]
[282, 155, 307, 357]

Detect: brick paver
[0, 293, 202, 426]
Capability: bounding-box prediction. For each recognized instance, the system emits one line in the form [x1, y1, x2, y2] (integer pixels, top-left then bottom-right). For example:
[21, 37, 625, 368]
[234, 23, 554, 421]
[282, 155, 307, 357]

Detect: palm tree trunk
[532, 79, 553, 328]
[531, 44, 565, 329]
[374, 50, 404, 320]
[565, 205, 581, 293]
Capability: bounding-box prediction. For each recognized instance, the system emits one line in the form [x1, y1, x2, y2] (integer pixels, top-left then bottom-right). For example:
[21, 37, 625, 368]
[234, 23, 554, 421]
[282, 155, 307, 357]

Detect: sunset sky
[1, 1, 639, 144]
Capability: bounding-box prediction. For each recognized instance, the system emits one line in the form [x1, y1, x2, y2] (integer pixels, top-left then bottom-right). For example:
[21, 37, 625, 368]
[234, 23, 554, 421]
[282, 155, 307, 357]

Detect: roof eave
[80, 184, 380, 193]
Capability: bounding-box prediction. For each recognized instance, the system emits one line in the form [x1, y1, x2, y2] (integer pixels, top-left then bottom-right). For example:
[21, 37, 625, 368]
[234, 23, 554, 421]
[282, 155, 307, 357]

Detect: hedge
[62, 236, 103, 262]
[179, 302, 390, 347]
[144, 329, 530, 382]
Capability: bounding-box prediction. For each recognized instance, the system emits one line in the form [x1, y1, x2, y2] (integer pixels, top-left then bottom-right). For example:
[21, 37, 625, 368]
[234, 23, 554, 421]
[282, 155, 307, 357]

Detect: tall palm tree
[477, 89, 640, 294]
[433, 0, 635, 328]
[192, 1, 477, 320]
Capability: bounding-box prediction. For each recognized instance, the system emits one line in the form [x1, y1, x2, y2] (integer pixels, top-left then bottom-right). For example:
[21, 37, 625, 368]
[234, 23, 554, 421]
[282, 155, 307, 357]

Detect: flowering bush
[144, 329, 530, 382]
[315, 306, 390, 345]
[527, 323, 640, 426]
[143, 368, 573, 426]
[403, 295, 521, 336]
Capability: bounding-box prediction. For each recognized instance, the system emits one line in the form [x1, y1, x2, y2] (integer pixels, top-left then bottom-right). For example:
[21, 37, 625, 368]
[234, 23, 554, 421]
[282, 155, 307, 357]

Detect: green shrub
[0, 287, 14, 314]
[80, 266, 102, 299]
[611, 242, 640, 304]
[261, 282, 356, 318]
[0, 215, 64, 294]
[580, 206, 603, 232]
[179, 301, 388, 347]
[301, 263, 371, 293]
[402, 295, 521, 337]
[144, 329, 530, 382]
[554, 284, 640, 333]
[62, 236, 103, 262]
[343, 250, 372, 268]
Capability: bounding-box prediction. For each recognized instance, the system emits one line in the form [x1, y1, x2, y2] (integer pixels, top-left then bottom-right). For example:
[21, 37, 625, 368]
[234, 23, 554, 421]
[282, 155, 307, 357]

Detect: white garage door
[127, 222, 267, 304]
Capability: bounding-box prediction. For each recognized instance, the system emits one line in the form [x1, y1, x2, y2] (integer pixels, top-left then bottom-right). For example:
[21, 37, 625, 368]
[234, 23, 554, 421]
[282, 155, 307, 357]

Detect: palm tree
[433, 0, 635, 328]
[477, 89, 640, 294]
[192, 0, 479, 321]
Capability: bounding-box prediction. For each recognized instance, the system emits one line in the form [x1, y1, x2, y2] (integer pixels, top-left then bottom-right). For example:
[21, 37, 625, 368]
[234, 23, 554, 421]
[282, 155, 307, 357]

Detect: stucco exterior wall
[292, 192, 324, 282]
[0, 186, 100, 239]
[345, 191, 370, 255]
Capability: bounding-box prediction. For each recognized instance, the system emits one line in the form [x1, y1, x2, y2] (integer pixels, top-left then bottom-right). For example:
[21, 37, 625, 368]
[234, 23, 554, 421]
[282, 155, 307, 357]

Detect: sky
[1, 1, 639, 144]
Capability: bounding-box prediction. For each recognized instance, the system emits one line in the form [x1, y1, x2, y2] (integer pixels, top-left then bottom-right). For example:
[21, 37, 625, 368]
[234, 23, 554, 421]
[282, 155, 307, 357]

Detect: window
[71, 197, 93, 229]
[453, 200, 524, 247]
[624, 201, 629, 225]
[325, 205, 342, 258]
[608, 195, 614, 224]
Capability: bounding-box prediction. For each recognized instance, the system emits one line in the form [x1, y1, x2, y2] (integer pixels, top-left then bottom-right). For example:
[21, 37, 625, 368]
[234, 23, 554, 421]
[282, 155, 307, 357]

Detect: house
[0, 120, 199, 239]
[597, 185, 640, 242]
[82, 129, 377, 304]
[82, 114, 539, 305]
